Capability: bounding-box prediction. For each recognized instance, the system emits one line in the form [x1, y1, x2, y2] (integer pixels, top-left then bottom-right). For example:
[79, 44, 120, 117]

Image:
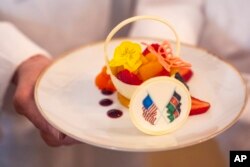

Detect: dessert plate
[35, 38, 247, 152]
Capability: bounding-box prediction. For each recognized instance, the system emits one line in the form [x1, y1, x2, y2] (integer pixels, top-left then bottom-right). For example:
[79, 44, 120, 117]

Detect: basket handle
[104, 15, 181, 66]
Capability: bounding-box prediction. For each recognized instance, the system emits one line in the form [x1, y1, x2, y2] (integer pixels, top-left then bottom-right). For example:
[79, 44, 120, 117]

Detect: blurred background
[0, 0, 249, 166]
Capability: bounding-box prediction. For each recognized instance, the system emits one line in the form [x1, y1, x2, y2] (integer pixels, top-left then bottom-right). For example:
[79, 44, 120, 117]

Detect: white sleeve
[130, 0, 204, 45]
[0, 22, 51, 107]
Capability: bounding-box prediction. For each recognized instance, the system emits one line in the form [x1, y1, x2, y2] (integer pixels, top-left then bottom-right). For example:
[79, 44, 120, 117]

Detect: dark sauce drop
[107, 109, 123, 118]
[98, 90, 123, 119]
[101, 89, 114, 96]
[99, 99, 113, 106]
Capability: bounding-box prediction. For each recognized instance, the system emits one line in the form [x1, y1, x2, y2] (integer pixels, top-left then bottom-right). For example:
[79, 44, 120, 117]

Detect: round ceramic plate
[35, 38, 247, 152]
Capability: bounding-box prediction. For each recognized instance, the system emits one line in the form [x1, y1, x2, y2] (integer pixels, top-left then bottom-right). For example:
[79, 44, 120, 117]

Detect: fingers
[13, 83, 50, 133]
[40, 131, 62, 147]
[13, 55, 52, 86]
[13, 55, 80, 147]
[13, 84, 79, 146]
[40, 130, 80, 146]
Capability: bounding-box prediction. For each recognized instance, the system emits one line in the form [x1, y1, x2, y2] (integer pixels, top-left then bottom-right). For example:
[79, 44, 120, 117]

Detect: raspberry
[117, 70, 142, 85]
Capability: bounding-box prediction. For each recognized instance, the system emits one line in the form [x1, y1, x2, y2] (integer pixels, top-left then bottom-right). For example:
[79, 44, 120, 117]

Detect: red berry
[116, 70, 142, 85]
[142, 43, 160, 56]
[190, 96, 210, 116]
[179, 68, 193, 82]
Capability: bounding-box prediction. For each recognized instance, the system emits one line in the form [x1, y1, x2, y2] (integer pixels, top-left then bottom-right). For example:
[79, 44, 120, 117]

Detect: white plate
[35, 38, 247, 152]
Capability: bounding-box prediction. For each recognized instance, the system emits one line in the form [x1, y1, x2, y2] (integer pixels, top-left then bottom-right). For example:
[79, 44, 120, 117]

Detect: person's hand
[13, 55, 79, 146]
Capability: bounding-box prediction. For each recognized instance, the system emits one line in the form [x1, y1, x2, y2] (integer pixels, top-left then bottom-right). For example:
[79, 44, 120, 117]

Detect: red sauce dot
[107, 109, 123, 118]
[99, 99, 113, 106]
[101, 89, 114, 95]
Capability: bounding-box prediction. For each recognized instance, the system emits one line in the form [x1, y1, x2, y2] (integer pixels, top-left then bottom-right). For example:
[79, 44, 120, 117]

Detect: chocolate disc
[129, 77, 191, 135]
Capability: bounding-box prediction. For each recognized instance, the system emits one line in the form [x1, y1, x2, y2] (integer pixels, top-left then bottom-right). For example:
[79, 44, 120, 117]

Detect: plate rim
[34, 37, 248, 152]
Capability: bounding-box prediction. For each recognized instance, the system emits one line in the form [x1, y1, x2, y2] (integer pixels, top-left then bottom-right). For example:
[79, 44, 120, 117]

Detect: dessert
[96, 40, 210, 115]
[95, 16, 210, 135]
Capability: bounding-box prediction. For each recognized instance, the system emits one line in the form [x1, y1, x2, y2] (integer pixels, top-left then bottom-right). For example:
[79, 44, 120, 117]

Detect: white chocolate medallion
[129, 77, 191, 135]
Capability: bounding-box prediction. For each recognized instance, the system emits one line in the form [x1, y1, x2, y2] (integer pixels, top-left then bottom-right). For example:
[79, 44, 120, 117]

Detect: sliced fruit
[179, 68, 193, 82]
[143, 43, 170, 58]
[190, 96, 210, 116]
[157, 69, 170, 77]
[95, 66, 116, 91]
[142, 43, 160, 56]
[117, 92, 130, 108]
[145, 53, 158, 62]
[116, 69, 142, 85]
[141, 55, 149, 65]
[138, 61, 163, 81]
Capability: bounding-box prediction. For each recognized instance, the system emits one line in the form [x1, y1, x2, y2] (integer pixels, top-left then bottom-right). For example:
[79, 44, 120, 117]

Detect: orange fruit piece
[117, 92, 130, 108]
[138, 61, 163, 81]
[95, 66, 116, 91]
[145, 53, 158, 62]
[141, 55, 149, 65]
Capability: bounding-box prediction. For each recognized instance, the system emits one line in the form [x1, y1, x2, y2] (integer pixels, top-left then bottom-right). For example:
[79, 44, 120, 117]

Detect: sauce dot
[101, 89, 114, 95]
[99, 99, 113, 106]
[107, 109, 123, 118]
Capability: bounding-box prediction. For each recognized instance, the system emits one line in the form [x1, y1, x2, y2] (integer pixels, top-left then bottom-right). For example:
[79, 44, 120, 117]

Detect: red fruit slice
[190, 96, 210, 116]
[142, 43, 160, 56]
[143, 43, 171, 58]
[157, 69, 170, 77]
[117, 70, 142, 85]
[179, 68, 193, 82]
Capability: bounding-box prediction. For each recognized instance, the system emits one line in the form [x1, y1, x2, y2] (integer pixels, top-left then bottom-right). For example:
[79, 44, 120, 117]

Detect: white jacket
[0, 0, 250, 166]
[0, 0, 204, 107]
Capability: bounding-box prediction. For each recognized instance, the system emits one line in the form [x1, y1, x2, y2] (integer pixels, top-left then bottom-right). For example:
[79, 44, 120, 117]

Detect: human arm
[12, 55, 78, 146]
[0, 22, 78, 146]
[0, 22, 50, 107]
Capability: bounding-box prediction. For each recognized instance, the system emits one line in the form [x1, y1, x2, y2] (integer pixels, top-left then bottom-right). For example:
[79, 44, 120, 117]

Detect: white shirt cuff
[0, 22, 51, 107]
[0, 22, 51, 66]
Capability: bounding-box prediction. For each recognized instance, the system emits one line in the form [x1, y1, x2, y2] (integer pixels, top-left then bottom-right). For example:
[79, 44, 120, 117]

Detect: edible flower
[142, 40, 191, 72]
[109, 41, 142, 72]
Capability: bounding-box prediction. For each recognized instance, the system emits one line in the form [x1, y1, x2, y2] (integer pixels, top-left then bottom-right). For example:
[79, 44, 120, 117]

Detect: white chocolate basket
[104, 16, 181, 99]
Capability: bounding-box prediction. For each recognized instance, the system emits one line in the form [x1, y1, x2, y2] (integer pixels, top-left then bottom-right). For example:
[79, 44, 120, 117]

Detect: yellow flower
[109, 41, 142, 72]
